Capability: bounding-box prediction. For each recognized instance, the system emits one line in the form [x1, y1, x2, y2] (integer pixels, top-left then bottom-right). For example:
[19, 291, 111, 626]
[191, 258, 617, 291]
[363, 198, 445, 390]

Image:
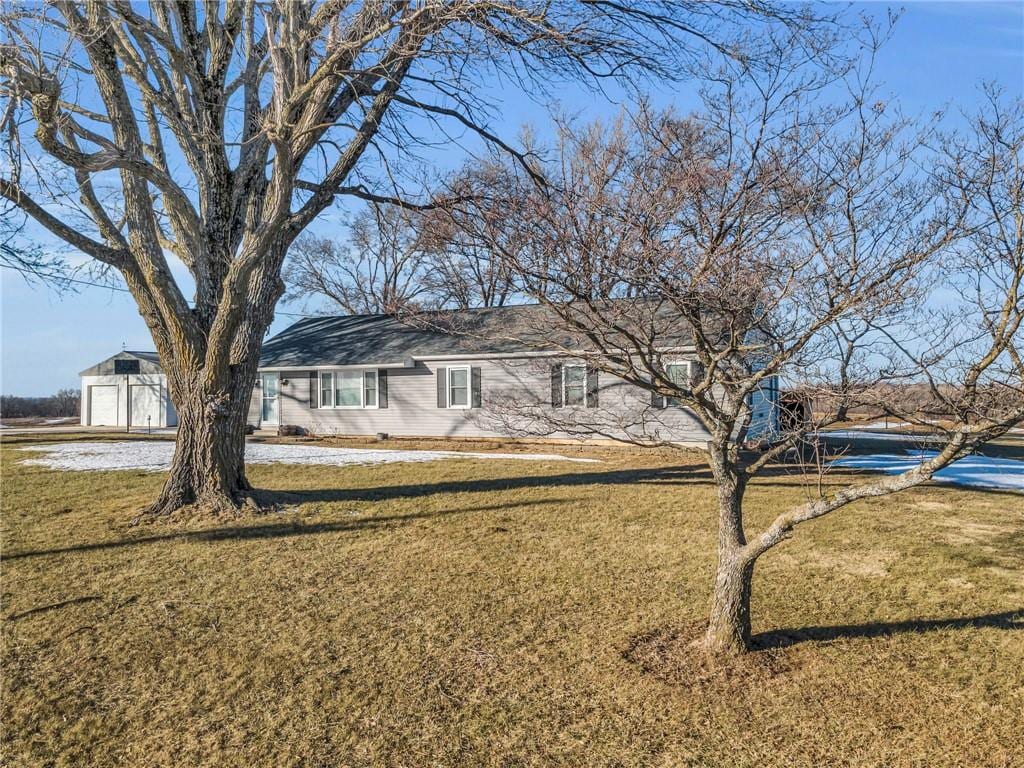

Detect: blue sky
[2, 1, 1022, 396]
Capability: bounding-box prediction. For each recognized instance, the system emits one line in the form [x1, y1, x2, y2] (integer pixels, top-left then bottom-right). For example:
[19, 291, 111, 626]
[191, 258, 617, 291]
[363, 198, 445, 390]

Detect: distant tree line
[0, 389, 80, 419]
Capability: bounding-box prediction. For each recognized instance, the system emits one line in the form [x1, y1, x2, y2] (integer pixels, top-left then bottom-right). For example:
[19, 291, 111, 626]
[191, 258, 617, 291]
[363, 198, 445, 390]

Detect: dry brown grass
[2, 433, 1022, 767]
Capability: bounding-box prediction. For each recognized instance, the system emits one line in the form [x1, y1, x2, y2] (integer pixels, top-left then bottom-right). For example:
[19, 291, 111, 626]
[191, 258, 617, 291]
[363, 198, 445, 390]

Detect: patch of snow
[832, 451, 1024, 493]
[43, 417, 78, 424]
[19, 440, 599, 473]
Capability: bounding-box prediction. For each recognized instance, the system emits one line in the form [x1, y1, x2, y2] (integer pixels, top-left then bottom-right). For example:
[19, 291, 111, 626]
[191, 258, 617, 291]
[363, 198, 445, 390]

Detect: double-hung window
[363, 371, 378, 407]
[665, 362, 691, 407]
[562, 364, 587, 406]
[319, 372, 334, 408]
[448, 366, 470, 408]
[319, 370, 379, 408]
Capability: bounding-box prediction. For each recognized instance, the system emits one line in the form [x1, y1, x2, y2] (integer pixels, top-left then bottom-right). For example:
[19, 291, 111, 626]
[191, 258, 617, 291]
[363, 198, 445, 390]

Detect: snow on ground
[19, 440, 599, 473]
[833, 451, 1024, 493]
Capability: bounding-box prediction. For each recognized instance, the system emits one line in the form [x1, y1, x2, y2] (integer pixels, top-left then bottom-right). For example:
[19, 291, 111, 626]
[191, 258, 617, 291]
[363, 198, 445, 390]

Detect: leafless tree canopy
[0, 0, 820, 516]
[425, 39, 1024, 653]
[285, 207, 433, 314]
[283, 198, 518, 313]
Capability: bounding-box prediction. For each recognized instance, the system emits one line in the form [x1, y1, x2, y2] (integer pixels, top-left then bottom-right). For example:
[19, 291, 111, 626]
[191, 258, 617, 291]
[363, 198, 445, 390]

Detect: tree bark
[702, 439, 756, 654]
[139, 371, 255, 518]
[703, 553, 755, 654]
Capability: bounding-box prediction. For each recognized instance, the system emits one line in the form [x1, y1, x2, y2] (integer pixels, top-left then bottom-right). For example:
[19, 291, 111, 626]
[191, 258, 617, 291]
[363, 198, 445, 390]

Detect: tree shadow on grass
[263, 464, 715, 502]
[753, 609, 1023, 650]
[625, 611, 1023, 687]
[256, 462, 1024, 503]
[2, 496, 572, 561]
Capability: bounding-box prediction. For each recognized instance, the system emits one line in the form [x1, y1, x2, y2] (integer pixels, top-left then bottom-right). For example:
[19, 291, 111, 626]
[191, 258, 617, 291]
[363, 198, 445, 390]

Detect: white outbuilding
[80, 351, 177, 428]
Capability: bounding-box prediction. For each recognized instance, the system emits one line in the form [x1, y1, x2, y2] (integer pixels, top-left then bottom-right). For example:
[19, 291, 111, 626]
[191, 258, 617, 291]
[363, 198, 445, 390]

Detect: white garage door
[89, 385, 119, 426]
[129, 383, 161, 427]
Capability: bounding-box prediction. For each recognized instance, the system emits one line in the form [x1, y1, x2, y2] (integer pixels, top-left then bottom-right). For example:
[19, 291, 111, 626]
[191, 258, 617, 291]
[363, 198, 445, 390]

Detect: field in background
[0, 417, 79, 428]
[2, 433, 1022, 767]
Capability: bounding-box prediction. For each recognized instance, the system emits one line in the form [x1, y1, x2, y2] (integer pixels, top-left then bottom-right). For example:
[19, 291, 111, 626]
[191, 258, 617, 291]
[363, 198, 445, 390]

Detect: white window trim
[319, 371, 334, 408]
[319, 369, 379, 409]
[447, 365, 472, 409]
[664, 360, 693, 407]
[561, 363, 588, 408]
[363, 370, 379, 409]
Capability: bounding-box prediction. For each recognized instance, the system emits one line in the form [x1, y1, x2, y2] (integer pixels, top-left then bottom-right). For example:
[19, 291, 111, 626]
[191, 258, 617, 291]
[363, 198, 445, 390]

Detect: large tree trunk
[139, 368, 257, 519]
[703, 553, 755, 654]
[702, 439, 756, 654]
[136, 246, 287, 520]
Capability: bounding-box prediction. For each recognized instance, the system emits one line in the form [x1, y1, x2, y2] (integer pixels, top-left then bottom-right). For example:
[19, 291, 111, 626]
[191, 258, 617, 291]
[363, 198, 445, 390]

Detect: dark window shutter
[586, 368, 599, 408]
[436, 367, 448, 408]
[309, 371, 318, 409]
[651, 382, 665, 409]
[550, 364, 563, 407]
[471, 366, 482, 408]
[690, 361, 705, 387]
[378, 369, 388, 409]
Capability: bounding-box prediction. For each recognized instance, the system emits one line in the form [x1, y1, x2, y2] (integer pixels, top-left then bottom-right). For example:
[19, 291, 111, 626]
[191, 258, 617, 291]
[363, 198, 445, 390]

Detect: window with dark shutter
[665, 362, 690, 407]
[308, 371, 318, 409]
[563, 364, 586, 406]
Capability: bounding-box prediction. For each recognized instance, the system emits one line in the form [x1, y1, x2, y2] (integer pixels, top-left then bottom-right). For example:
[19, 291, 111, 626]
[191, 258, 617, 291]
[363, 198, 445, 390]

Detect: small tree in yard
[0, 1, 815, 517]
[432, 56, 1024, 654]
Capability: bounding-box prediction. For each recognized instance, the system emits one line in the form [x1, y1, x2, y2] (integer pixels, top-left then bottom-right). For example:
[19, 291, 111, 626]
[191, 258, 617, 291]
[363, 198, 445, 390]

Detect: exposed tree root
[130, 487, 263, 526]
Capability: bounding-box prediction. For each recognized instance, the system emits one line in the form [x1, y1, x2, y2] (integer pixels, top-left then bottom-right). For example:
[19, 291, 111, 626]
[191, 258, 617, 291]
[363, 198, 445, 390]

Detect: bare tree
[0, 210, 67, 286]
[430, 48, 1023, 655]
[51, 388, 81, 417]
[285, 207, 432, 314]
[0, 1, 815, 517]
[287, 168, 522, 312]
[418, 157, 525, 308]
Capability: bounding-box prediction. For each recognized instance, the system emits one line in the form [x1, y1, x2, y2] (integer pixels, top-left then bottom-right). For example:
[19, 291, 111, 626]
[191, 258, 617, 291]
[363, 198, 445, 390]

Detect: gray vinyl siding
[254, 358, 713, 444]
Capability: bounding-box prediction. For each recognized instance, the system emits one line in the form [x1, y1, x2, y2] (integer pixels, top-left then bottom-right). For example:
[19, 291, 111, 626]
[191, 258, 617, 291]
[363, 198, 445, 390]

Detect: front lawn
[2, 434, 1021, 767]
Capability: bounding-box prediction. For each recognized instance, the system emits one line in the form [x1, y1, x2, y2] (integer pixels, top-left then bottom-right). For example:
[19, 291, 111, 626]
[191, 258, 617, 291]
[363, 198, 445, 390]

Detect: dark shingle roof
[258, 305, 558, 368]
[258, 301, 708, 369]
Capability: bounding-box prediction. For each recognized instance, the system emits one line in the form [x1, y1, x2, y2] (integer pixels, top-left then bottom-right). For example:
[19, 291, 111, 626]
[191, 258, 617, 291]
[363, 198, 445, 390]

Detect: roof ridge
[286, 301, 544, 322]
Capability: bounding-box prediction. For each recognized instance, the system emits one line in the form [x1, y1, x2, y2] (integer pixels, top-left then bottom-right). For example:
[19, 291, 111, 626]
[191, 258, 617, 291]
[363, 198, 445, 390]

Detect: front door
[260, 373, 279, 426]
